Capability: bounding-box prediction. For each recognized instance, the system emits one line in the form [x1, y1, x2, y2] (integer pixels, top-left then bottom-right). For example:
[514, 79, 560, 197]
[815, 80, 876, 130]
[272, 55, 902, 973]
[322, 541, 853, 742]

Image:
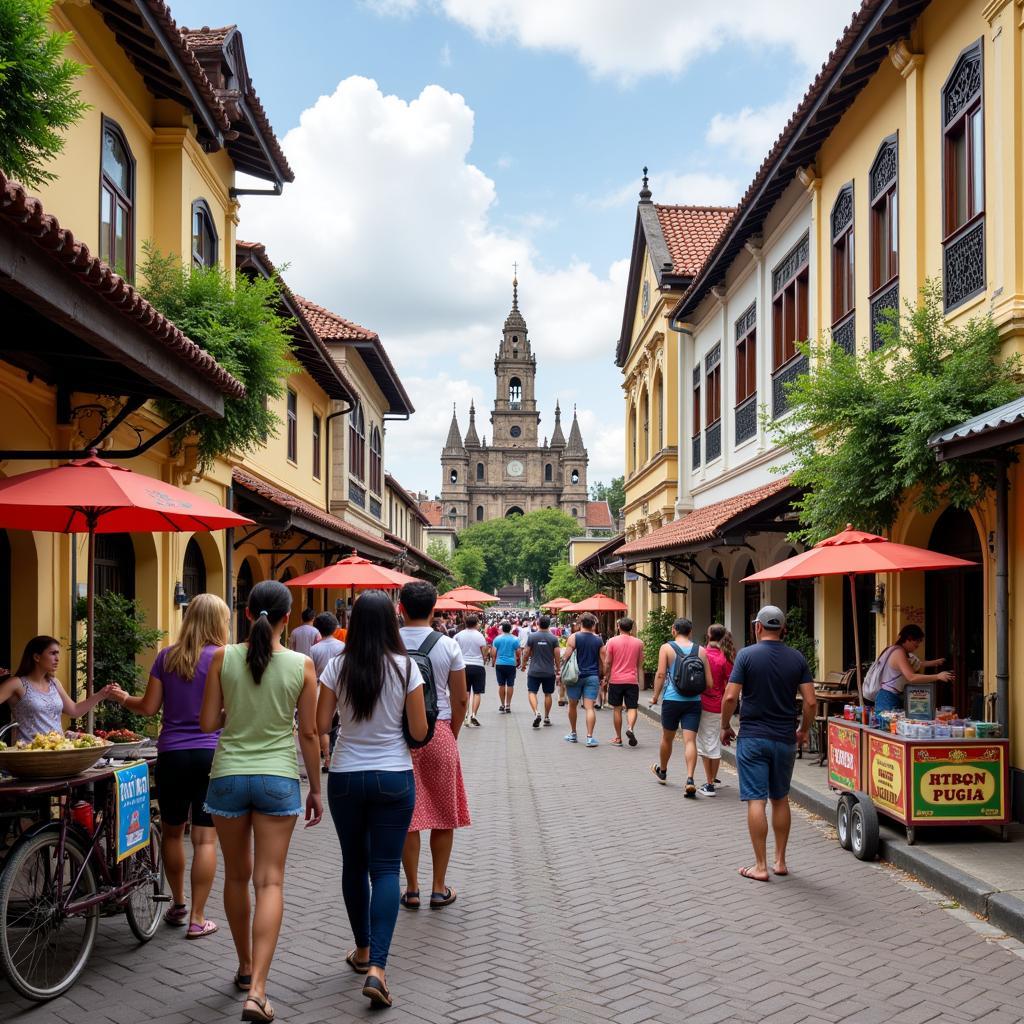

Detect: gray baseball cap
[753, 605, 786, 630]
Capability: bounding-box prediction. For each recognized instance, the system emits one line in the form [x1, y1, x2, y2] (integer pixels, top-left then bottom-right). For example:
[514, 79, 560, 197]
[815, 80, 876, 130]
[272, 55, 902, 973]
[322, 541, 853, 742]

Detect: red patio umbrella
[433, 596, 473, 612]
[284, 551, 412, 590]
[446, 584, 500, 604]
[562, 593, 628, 613]
[0, 451, 253, 724]
[742, 524, 977, 700]
[542, 597, 572, 610]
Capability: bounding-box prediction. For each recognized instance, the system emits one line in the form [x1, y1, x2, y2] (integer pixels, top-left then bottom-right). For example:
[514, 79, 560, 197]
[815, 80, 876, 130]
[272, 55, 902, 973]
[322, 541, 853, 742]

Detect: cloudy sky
[173, 0, 859, 496]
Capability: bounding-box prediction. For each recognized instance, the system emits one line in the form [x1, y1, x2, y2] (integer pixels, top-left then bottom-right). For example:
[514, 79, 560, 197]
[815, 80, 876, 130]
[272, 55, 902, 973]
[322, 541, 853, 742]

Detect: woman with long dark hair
[317, 589, 427, 1010]
[200, 580, 322, 1023]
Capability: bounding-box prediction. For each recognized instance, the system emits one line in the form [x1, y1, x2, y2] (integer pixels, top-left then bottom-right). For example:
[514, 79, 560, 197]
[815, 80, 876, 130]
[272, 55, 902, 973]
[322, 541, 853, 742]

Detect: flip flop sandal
[611, 737, 623, 745]
[399, 890, 420, 910]
[186, 920, 218, 939]
[241, 994, 275, 1022]
[429, 886, 457, 908]
[362, 976, 393, 1008]
[234, 973, 252, 992]
[163, 904, 188, 926]
[626, 730, 637, 747]
[345, 950, 370, 974]
[738, 866, 770, 882]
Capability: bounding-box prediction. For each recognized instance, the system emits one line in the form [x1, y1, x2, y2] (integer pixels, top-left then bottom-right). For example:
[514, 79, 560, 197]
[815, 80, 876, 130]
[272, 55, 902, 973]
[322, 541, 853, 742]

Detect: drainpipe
[995, 455, 1009, 735]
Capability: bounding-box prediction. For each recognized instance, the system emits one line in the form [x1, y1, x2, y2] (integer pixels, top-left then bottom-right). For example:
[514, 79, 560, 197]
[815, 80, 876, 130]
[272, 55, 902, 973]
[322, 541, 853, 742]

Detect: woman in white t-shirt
[317, 590, 427, 1010]
[453, 614, 487, 726]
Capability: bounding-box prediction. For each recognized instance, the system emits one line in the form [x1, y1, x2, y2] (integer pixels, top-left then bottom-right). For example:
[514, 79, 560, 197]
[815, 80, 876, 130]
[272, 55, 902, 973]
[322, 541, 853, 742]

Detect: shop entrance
[925, 507, 984, 718]
[235, 558, 255, 642]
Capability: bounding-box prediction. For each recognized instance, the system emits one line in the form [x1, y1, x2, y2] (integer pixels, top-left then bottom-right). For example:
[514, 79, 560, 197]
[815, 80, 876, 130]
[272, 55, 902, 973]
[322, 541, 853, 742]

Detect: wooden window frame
[191, 198, 218, 268]
[830, 183, 855, 327]
[348, 402, 365, 481]
[286, 389, 298, 464]
[692, 373, 701, 439]
[772, 237, 810, 370]
[705, 362, 721, 429]
[312, 412, 322, 480]
[98, 116, 135, 281]
[734, 305, 757, 406]
[369, 426, 382, 496]
[869, 136, 899, 295]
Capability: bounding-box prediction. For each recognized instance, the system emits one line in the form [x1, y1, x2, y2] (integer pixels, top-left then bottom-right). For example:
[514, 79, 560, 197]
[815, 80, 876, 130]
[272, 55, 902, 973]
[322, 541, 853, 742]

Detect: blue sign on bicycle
[114, 761, 150, 862]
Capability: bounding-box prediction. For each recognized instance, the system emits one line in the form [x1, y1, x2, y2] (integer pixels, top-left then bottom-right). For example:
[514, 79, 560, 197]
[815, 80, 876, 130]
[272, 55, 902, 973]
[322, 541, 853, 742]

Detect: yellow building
[616, 0, 1024, 815]
[616, 177, 732, 629]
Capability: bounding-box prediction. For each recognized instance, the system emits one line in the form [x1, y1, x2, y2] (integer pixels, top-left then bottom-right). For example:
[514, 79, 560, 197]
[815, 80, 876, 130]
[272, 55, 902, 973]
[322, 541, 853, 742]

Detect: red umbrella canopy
[284, 552, 411, 590]
[542, 597, 572, 609]
[742, 525, 977, 582]
[446, 584, 500, 604]
[564, 593, 628, 613]
[433, 596, 472, 612]
[0, 452, 252, 532]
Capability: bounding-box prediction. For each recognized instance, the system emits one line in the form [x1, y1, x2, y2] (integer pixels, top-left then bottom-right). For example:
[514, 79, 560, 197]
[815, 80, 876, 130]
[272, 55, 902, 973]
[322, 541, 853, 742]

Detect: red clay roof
[295, 297, 378, 341]
[385, 473, 430, 525]
[0, 171, 244, 400]
[654, 205, 735, 277]
[232, 468, 400, 555]
[616, 478, 792, 558]
[419, 500, 444, 527]
[585, 501, 614, 530]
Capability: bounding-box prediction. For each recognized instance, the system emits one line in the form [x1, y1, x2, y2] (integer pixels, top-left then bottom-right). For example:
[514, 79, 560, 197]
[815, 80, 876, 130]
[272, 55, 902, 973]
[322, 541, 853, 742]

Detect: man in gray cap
[720, 605, 815, 882]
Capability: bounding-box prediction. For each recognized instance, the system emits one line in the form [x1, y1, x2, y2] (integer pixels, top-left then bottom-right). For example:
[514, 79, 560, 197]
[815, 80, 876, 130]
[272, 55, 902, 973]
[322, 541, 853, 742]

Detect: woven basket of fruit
[0, 731, 112, 779]
[95, 729, 148, 760]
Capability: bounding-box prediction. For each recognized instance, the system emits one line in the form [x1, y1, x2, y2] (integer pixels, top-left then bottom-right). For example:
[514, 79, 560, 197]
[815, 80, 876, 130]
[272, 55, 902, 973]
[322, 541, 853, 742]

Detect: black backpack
[669, 641, 707, 698]
[403, 631, 442, 749]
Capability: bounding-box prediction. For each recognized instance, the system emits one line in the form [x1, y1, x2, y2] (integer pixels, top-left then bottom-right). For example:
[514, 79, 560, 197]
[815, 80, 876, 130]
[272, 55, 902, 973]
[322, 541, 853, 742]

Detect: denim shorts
[204, 774, 303, 818]
[736, 736, 797, 802]
[566, 674, 600, 703]
[661, 699, 701, 733]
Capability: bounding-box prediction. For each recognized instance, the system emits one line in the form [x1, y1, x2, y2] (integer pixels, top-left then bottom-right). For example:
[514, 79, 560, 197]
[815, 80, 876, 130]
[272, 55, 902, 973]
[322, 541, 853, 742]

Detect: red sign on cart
[868, 735, 908, 819]
[910, 745, 1007, 822]
[827, 721, 861, 791]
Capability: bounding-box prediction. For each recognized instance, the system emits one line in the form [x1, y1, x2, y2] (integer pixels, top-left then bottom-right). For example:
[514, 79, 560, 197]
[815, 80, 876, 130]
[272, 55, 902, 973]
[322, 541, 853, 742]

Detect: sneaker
[497, 706, 506, 714]
[543, 718, 551, 726]
[470, 716, 481, 727]
[698, 783, 716, 797]
[585, 736, 599, 748]
[651, 764, 667, 784]
[564, 732, 578, 743]
[625, 729, 637, 747]
[532, 714, 541, 729]
[684, 778, 697, 799]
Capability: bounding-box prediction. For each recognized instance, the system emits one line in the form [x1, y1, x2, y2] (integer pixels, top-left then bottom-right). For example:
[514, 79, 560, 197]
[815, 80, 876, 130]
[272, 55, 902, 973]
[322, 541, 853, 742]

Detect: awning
[929, 397, 1024, 460]
[576, 532, 626, 575]
[616, 478, 798, 563]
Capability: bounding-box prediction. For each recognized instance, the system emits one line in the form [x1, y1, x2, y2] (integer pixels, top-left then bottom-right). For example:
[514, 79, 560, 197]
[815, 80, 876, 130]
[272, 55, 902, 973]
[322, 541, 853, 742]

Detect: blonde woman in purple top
[114, 593, 230, 939]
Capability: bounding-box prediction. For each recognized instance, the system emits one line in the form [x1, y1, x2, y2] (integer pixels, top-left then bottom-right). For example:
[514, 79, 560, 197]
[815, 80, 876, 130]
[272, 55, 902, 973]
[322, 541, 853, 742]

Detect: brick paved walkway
[7, 670, 1024, 1024]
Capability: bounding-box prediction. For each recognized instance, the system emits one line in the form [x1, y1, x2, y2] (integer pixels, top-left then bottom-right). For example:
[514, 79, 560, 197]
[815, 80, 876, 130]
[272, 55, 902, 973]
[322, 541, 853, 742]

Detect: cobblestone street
[8, 670, 1024, 1024]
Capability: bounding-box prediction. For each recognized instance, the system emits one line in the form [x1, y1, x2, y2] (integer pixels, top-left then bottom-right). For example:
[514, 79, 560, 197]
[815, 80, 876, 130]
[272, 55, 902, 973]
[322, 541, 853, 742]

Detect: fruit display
[7, 730, 103, 751]
[95, 729, 143, 744]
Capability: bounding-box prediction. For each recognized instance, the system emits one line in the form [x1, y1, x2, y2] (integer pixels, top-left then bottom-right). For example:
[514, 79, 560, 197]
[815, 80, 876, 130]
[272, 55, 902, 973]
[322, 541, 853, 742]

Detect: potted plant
[639, 605, 675, 690]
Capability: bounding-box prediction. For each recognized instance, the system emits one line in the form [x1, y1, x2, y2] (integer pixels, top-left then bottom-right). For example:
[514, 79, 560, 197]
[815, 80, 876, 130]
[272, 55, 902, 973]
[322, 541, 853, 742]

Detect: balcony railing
[706, 420, 722, 462]
[772, 353, 808, 418]
[348, 480, 366, 509]
[735, 394, 757, 444]
[870, 281, 899, 350]
[832, 314, 855, 355]
[692, 434, 701, 469]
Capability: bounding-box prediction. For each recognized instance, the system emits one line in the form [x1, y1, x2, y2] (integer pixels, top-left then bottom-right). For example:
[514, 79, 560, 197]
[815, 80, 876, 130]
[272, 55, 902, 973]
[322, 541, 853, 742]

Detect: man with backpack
[561, 612, 604, 747]
[398, 581, 470, 910]
[649, 617, 712, 797]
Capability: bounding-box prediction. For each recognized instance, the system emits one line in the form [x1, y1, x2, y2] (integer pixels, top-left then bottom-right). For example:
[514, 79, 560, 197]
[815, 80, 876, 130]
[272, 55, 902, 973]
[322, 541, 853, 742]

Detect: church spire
[444, 403, 464, 452]
[464, 400, 480, 447]
[567, 404, 584, 451]
[549, 400, 566, 448]
[503, 272, 528, 335]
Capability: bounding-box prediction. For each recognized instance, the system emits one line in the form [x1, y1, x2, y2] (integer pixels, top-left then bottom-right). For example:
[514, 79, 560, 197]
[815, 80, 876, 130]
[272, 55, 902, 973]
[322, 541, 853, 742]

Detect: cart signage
[867, 736, 907, 818]
[114, 761, 150, 862]
[827, 722, 861, 791]
[911, 746, 1006, 821]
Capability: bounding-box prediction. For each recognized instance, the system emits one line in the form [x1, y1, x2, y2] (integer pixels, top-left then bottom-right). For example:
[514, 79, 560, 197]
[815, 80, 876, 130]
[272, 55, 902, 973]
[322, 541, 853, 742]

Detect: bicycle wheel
[0, 829, 98, 1001]
[124, 823, 165, 942]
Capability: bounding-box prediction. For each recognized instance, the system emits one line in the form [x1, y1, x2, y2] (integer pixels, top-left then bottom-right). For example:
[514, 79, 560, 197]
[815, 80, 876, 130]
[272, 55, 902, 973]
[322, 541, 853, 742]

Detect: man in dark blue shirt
[561, 614, 604, 747]
[721, 605, 815, 882]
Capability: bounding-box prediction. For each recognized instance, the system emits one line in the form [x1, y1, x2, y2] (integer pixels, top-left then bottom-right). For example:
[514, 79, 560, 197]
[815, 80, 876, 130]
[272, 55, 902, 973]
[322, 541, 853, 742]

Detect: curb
[635, 702, 1024, 942]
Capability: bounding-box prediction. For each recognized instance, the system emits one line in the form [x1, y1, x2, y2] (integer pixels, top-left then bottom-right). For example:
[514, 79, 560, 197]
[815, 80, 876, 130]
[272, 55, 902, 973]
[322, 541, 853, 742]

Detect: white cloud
[439, 42, 452, 67]
[237, 76, 626, 494]
[367, 0, 859, 81]
[705, 99, 797, 166]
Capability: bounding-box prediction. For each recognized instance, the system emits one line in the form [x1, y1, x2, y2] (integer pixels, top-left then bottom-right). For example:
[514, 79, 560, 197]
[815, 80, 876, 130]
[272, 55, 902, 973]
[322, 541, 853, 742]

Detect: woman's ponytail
[245, 580, 292, 684]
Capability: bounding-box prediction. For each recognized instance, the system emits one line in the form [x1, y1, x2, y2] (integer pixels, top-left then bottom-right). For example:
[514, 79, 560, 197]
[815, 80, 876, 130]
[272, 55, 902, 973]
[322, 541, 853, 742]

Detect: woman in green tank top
[200, 580, 322, 1023]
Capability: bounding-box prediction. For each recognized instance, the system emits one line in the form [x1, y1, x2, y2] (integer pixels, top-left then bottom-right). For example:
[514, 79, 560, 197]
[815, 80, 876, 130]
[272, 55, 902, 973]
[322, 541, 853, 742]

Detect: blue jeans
[567, 674, 600, 703]
[736, 736, 797, 801]
[328, 770, 416, 968]
[874, 688, 902, 712]
[203, 774, 302, 818]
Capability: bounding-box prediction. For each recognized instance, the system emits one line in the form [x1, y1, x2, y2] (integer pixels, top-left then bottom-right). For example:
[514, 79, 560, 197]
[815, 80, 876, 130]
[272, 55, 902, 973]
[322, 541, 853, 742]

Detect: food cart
[827, 718, 1010, 857]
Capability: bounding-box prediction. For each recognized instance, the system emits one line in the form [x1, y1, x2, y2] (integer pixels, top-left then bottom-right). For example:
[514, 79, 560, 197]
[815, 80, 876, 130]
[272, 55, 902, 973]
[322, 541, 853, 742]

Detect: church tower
[490, 276, 539, 447]
[439, 404, 468, 530]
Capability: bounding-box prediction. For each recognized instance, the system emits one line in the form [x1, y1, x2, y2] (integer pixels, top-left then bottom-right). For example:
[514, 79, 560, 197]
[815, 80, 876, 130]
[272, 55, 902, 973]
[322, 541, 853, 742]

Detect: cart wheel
[0, 829, 98, 1001]
[850, 794, 880, 862]
[125, 823, 165, 942]
[836, 794, 854, 851]
[905, 826, 916, 846]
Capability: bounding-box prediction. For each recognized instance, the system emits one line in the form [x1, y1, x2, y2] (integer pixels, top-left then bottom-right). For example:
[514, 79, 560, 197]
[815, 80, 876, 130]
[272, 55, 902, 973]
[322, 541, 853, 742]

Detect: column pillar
[890, 40, 925, 306]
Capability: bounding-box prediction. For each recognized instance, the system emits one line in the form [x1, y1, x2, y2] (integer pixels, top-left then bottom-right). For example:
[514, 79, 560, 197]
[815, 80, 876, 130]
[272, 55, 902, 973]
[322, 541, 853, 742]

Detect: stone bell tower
[491, 277, 539, 448]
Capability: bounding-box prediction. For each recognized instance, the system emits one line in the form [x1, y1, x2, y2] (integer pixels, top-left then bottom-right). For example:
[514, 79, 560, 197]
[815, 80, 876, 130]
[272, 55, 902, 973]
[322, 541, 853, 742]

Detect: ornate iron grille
[832, 315, 855, 355]
[943, 221, 985, 311]
[772, 233, 809, 294]
[735, 394, 757, 444]
[772, 353, 808, 418]
[692, 434, 701, 469]
[370, 498, 382, 519]
[870, 282, 899, 349]
[870, 137, 898, 201]
[705, 343, 721, 370]
[735, 302, 756, 338]
[348, 480, 366, 508]
[706, 421, 721, 462]
[831, 184, 854, 240]
[693, 366, 701, 387]
[943, 43, 982, 126]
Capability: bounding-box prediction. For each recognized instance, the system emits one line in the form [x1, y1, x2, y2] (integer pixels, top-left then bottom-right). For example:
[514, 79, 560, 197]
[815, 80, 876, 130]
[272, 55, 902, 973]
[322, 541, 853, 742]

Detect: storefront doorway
[843, 574, 876, 672]
[925, 507, 984, 718]
[235, 558, 255, 641]
[743, 560, 759, 647]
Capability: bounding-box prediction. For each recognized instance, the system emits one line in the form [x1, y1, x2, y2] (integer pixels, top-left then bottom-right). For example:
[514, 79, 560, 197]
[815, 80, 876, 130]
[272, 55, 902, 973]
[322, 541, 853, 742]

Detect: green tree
[0, 0, 88, 189]
[771, 282, 1024, 545]
[543, 560, 593, 604]
[638, 605, 675, 674]
[140, 245, 296, 473]
[590, 476, 625, 521]
[425, 540, 456, 592]
[451, 545, 486, 589]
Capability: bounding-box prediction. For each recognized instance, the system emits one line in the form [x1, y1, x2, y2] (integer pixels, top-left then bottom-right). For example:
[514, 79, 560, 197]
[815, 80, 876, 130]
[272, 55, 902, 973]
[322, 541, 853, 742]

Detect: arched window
[235, 558, 255, 641]
[831, 182, 855, 342]
[476, 462, 485, 481]
[544, 463, 552, 482]
[191, 198, 218, 268]
[653, 372, 664, 451]
[508, 376, 522, 405]
[628, 402, 637, 472]
[348, 402, 365, 480]
[370, 426, 382, 494]
[476, 505, 484, 521]
[99, 118, 135, 278]
[640, 388, 649, 463]
[571, 507, 578, 517]
[95, 534, 135, 601]
[183, 538, 206, 601]
[710, 562, 726, 625]
[449, 468, 458, 484]
[570, 469, 580, 485]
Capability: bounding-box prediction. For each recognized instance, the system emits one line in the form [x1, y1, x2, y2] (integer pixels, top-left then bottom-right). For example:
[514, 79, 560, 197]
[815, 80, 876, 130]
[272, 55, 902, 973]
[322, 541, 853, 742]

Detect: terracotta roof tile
[616, 477, 791, 558]
[419, 500, 444, 527]
[584, 501, 614, 530]
[232, 468, 400, 555]
[294, 296, 378, 341]
[0, 171, 244, 400]
[654, 205, 735, 277]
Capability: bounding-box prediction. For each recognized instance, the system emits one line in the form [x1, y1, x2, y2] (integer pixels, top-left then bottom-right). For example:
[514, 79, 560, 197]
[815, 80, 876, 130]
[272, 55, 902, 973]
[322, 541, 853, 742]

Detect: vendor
[873, 625, 953, 712]
[0, 635, 117, 742]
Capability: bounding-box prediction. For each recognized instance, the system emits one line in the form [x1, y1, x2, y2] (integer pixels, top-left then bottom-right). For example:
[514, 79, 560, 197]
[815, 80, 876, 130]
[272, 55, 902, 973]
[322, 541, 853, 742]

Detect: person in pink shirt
[601, 617, 644, 747]
[698, 624, 735, 796]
